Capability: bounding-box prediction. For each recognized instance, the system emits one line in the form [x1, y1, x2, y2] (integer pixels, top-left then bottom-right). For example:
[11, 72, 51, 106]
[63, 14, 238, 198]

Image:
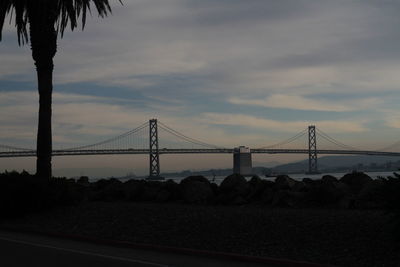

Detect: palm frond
[0, 0, 121, 45]
[0, 0, 29, 44]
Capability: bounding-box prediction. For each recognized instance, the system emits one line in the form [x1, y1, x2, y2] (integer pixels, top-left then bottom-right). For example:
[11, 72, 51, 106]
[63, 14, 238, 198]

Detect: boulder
[141, 181, 166, 201]
[355, 179, 386, 208]
[220, 174, 249, 195]
[322, 175, 338, 183]
[164, 179, 181, 201]
[340, 172, 372, 192]
[181, 175, 210, 185]
[154, 188, 171, 202]
[218, 174, 249, 204]
[292, 181, 307, 192]
[77, 176, 90, 186]
[302, 178, 315, 185]
[92, 178, 121, 191]
[272, 190, 306, 207]
[306, 178, 350, 206]
[123, 180, 175, 202]
[92, 178, 124, 201]
[274, 175, 298, 190]
[248, 175, 263, 187]
[210, 182, 219, 195]
[246, 176, 274, 202]
[301, 178, 315, 192]
[180, 176, 214, 204]
[123, 179, 145, 201]
[339, 196, 356, 209]
[260, 187, 274, 204]
[232, 195, 247, 205]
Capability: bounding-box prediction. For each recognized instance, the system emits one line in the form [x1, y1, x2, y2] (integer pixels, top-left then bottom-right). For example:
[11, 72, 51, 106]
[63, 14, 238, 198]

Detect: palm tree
[0, 0, 120, 179]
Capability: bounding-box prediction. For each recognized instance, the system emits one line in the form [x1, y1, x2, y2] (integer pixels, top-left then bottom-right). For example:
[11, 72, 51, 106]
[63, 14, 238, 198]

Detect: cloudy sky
[1, 0, 400, 176]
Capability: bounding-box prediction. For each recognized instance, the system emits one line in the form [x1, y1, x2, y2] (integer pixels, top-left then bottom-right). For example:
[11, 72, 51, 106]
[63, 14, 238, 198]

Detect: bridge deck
[1, 148, 400, 158]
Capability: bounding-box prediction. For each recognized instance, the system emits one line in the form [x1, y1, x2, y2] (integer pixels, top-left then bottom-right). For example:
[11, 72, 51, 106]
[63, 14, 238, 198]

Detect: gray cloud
[4, 0, 400, 90]
[2, 0, 400, 151]
[177, 0, 316, 27]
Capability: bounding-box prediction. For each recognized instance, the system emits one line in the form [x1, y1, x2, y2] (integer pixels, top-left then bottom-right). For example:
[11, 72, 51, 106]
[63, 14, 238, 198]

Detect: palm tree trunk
[35, 65, 53, 179]
[29, 4, 57, 179]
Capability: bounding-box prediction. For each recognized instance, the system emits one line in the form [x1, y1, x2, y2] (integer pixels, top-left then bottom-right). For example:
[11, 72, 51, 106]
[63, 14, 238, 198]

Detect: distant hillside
[272, 155, 400, 173]
[160, 155, 400, 177]
[253, 161, 281, 168]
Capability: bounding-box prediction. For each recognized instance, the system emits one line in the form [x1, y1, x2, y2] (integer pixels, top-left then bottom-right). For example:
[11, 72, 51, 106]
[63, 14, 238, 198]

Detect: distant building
[233, 146, 253, 176]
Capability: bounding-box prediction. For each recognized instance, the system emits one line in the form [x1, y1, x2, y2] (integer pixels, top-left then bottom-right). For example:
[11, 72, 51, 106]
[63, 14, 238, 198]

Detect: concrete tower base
[233, 146, 253, 176]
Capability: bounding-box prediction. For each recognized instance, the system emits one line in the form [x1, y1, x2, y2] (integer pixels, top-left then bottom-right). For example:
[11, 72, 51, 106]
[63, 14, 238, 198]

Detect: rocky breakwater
[86, 171, 398, 209]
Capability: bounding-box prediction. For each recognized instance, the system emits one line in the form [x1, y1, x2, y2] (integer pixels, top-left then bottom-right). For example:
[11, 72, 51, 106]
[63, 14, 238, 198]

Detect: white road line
[0, 236, 170, 267]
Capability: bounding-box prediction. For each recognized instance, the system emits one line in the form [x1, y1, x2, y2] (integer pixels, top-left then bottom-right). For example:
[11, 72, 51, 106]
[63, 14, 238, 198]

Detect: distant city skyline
[1, 0, 400, 176]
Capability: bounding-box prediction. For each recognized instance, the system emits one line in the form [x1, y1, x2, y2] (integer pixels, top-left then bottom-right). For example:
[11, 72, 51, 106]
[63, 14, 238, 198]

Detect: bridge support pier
[307, 125, 319, 174]
[233, 146, 253, 176]
[147, 119, 164, 180]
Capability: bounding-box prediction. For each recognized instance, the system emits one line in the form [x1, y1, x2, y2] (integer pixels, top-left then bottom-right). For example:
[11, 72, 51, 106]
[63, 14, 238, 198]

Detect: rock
[301, 178, 316, 192]
[232, 195, 247, 205]
[306, 179, 350, 206]
[340, 172, 372, 192]
[322, 175, 338, 183]
[180, 176, 214, 204]
[67, 178, 77, 184]
[220, 174, 247, 188]
[260, 187, 274, 204]
[274, 175, 298, 190]
[154, 188, 171, 202]
[77, 176, 90, 186]
[292, 181, 307, 192]
[210, 183, 219, 195]
[302, 178, 314, 185]
[218, 174, 249, 204]
[355, 179, 385, 208]
[123, 179, 145, 201]
[181, 175, 210, 185]
[248, 175, 263, 186]
[123, 180, 177, 202]
[141, 181, 165, 201]
[93, 178, 118, 190]
[220, 174, 249, 195]
[272, 190, 306, 207]
[246, 176, 274, 202]
[339, 196, 356, 209]
[182, 181, 214, 204]
[92, 178, 124, 201]
[164, 179, 181, 201]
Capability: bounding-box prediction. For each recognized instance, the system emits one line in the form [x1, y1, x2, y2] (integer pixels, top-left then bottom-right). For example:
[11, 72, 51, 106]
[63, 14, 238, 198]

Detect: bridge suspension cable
[0, 144, 34, 151]
[256, 129, 307, 149]
[63, 122, 149, 150]
[316, 128, 359, 150]
[158, 121, 225, 149]
[376, 140, 400, 152]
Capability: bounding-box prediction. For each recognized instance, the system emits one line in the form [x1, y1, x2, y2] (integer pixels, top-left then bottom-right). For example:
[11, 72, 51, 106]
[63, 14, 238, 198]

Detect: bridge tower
[308, 125, 319, 174]
[148, 119, 163, 180]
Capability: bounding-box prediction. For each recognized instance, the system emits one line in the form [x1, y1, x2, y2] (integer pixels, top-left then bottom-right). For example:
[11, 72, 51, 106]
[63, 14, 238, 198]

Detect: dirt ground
[1, 202, 399, 267]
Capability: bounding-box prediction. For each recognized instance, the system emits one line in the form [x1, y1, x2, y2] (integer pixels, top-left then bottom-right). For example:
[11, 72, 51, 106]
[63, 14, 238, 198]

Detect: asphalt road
[0, 230, 276, 267]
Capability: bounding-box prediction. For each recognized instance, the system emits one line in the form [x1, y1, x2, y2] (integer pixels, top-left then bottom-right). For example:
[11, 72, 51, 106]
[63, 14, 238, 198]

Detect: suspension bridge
[1, 119, 400, 178]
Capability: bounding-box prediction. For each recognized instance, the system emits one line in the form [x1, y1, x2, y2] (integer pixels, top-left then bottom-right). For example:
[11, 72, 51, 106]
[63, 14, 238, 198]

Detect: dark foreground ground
[0, 229, 269, 267]
[1, 202, 399, 267]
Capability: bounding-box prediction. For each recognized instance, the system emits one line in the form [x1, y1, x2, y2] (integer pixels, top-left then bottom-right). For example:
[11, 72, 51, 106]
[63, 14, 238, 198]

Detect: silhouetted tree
[0, 0, 120, 179]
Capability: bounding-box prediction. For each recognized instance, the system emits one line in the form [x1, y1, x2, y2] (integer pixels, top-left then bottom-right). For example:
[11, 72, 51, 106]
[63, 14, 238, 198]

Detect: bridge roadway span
[2, 148, 400, 158]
